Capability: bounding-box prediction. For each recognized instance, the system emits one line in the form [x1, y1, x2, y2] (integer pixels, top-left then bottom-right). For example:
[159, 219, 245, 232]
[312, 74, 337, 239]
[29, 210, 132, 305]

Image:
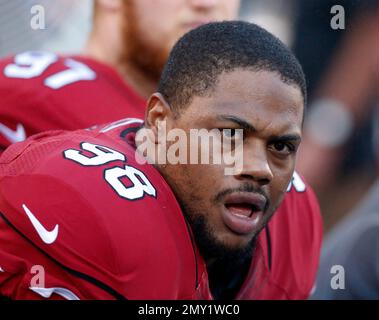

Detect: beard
[181, 198, 258, 300]
[121, 2, 171, 82]
[158, 165, 268, 299]
[179, 190, 258, 266]
[186, 210, 257, 263]
[183, 182, 271, 264]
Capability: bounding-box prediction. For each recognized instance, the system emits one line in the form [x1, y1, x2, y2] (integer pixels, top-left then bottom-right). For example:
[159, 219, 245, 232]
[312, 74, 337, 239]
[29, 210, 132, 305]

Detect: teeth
[234, 213, 250, 219]
[252, 214, 260, 224]
[231, 212, 260, 224]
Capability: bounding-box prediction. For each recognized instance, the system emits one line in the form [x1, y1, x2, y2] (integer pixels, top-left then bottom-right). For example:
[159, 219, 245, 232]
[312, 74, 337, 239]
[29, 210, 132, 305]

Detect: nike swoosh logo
[0, 123, 26, 144]
[22, 204, 59, 245]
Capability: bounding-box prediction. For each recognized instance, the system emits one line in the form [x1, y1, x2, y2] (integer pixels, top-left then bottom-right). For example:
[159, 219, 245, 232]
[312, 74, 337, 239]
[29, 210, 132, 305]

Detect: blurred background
[0, 0, 378, 233]
[0, 0, 92, 56]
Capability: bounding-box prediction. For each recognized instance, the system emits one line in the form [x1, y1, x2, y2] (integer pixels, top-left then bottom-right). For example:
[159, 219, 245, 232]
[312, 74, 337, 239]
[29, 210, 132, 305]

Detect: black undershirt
[207, 242, 256, 300]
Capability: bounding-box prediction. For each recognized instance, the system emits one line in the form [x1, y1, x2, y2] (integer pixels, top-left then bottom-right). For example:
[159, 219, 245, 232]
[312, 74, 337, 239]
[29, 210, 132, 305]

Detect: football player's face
[122, 0, 241, 80]
[158, 70, 304, 259]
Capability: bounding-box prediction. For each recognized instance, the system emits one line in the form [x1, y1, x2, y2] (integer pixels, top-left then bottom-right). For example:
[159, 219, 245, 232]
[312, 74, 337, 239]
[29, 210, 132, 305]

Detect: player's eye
[269, 142, 296, 156]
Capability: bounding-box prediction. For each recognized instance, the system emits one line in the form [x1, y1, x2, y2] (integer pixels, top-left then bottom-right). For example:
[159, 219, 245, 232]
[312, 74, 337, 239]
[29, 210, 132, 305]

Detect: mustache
[214, 184, 270, 212]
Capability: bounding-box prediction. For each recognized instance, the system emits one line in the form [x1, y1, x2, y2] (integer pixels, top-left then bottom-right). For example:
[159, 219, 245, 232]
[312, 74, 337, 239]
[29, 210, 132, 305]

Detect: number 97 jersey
[0, 51, 146, 152]
[0, 119, 204, 299]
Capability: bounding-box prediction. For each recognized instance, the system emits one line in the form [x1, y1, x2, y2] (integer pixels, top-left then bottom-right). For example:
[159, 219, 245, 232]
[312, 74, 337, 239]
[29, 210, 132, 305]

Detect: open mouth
[224, 203, 262, 219]
[221, 193, 267, 235]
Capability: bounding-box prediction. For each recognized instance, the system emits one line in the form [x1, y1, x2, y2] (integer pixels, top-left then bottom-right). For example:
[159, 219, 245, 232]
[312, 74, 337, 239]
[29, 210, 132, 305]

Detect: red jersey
[0, 119, 322, 300]
[0, 51, 146, 151]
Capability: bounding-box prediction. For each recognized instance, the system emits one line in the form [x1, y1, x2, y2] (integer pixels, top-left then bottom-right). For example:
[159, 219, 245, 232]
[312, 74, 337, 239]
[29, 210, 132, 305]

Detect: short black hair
[158, 21, 306, 112]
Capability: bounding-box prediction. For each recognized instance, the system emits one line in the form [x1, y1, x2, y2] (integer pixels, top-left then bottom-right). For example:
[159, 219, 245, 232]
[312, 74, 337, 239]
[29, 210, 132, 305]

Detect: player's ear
[145, 93, 174, 138]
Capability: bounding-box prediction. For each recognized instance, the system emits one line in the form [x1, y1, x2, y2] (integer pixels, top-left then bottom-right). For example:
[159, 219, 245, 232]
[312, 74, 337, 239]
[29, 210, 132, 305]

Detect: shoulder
[0, 52, 95, 147]
[0, 51, 145, 149]
[278, 172, 322, 238]
[0, 51, 105, 106]
[0, 51, 90, 91]
[0, 126, 179, 248]
[0, 126, 197, 298]
[267, 172, 323, 298]
[0, 51, 136, 95]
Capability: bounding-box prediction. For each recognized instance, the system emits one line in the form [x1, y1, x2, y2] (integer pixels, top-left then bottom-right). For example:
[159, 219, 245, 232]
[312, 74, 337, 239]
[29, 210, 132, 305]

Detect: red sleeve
[229, 172, 323, 300]
[0, 52, 81, 150]
[0, 55, 34, 150]
[0, 128, 199, 300]
[0, 52, 145, 151]
[0, 215, 117, 300]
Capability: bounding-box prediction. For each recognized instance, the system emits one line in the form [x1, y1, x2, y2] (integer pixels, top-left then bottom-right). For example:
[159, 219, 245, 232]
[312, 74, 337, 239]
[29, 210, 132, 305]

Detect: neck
[118, 62, 159, 100]
[83, 20, 157, 100]
[207, 250, 253, 300]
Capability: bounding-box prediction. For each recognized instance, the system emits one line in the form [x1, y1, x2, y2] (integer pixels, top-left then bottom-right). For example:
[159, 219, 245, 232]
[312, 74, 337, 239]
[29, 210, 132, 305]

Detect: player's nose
[234, 141, 273, 186]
